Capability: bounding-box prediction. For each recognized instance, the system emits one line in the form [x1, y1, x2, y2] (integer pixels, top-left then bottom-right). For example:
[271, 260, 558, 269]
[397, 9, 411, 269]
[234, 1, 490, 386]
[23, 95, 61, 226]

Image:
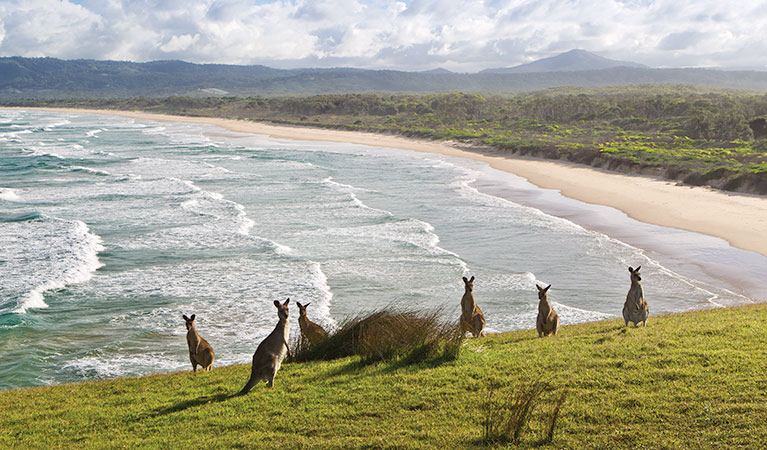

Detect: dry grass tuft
[291, 306, 463, 365]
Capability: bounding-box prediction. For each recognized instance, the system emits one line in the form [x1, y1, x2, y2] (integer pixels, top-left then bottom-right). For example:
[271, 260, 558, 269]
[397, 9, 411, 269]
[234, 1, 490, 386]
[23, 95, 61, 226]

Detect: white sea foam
[202, 161, 233, 173]
[71, 166, 111, 176]
[63, 351, 185, 379]
[97, 174, 294, 256]
[3, 216, 104, 313]
[0, 188, 20, 201]
[120, 173, 142, 181]
[174, 177, 255, 236]
[162, 176, 199, 194]
[26, 146, 64, 159]
[479, 272, 539, 292]
[320, 176, 467, 270]
[302, 261, 337, 330]
[27, 143, 92, 160]
[271, 242, 293, 255]
[85, 129, 103, 138]
[1, 128, 32, 139]
[141, 126, 167, 134]
[552, 302, 615, 324]
[446, 161, 585, 233]
[41, 119, 71, 130]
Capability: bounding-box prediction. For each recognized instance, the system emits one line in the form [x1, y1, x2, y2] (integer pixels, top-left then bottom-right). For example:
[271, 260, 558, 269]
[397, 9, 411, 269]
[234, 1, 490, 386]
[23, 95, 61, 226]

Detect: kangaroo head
[296, 301, 310, 317]
[274, 298, 290, 321]
[536, 284, 551, 301]
[462, 276, 475, 292]
[628, 266, 642, 283]
[182, 314, 196, 331]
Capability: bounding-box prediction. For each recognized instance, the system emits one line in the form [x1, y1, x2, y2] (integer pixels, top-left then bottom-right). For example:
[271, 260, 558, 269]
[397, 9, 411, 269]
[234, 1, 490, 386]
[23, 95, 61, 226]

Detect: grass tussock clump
[291, 306, 464, 365]
[482, 380, 568, 446]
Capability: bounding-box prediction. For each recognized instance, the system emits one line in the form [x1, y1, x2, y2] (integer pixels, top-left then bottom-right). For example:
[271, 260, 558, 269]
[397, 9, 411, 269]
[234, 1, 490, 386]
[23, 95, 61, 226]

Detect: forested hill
[481, 49, 649, 74]
[2, 56, 767, 98]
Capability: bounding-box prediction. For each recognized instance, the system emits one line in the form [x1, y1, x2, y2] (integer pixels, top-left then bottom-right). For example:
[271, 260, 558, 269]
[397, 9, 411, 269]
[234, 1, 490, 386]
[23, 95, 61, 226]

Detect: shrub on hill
[291, 306, 464, 365]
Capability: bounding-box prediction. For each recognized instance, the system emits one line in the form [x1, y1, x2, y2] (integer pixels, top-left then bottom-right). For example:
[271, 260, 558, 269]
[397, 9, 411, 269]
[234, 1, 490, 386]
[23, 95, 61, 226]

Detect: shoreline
[11, 107, 767, 257]
[2, 107, 767, 393]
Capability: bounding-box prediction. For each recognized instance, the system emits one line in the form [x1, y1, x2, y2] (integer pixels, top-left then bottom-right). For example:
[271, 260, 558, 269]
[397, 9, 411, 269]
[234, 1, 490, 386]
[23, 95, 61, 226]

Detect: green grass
[2, 304, 767, 449]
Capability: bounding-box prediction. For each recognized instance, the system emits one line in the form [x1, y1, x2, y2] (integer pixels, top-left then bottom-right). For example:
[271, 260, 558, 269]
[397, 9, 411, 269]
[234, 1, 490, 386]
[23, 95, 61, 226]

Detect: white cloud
[0, 0, 765, 71]
[159, 33, 200, 53]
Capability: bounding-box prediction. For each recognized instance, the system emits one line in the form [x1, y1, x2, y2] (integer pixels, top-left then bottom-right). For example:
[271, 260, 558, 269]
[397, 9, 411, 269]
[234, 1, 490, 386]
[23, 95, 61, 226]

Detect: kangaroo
[460, 276, 486, 337]
[182, 314, 215, 373]
[296, 301, 328, 345]
[237, 298, 292, 395]
[535, 284, 560, 337]
[623, 266, 649, 327]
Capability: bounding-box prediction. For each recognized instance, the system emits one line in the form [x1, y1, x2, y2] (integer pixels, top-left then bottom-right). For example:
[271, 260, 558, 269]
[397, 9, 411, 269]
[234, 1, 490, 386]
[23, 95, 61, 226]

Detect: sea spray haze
[0, 109, 756, 389]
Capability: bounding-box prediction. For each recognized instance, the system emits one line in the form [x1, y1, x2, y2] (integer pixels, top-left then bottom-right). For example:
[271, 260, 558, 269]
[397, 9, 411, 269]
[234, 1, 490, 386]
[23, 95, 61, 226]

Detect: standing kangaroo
[460, 276, 486, 337]
[535, 284, 560, 337]
[623, 266, 649, 327]
[296, 301, 328, 345]
[182, 314, 215, 373]
[237, 298, 292, 395]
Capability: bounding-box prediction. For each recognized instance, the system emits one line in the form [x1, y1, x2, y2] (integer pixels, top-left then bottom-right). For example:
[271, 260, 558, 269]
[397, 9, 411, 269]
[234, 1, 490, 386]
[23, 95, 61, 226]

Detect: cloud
[159, 33, 200, 53]
[0, 0, 765, 71]
[658, 31, 709, 51]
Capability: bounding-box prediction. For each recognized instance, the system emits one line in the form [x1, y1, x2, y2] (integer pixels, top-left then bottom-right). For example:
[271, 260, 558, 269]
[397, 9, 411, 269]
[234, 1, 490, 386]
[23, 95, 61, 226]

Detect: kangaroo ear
[628, 266, 634, 273]
[462, 276, 468, 282]
[296, 302, 303, 308]
[635, 266, 641, 272]
[274, 300, 281, 307]
[304, 302, 311, 308]
[536, 284, 542, 291]
[190, 314, 195, 321]
[545, 284, 552, 292]
[283, 298, 290, 306]
[469, 276, 475, 282]
[182, 314, 189, 321]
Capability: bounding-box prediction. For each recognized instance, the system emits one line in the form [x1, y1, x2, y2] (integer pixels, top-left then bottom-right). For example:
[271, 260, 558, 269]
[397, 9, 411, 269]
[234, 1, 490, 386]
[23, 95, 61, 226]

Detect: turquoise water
[0, 109, 762, 390]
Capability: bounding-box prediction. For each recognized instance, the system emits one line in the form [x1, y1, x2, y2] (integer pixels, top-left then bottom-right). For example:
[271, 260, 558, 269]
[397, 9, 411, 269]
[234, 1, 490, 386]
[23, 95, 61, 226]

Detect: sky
[0, 0, 766, 72]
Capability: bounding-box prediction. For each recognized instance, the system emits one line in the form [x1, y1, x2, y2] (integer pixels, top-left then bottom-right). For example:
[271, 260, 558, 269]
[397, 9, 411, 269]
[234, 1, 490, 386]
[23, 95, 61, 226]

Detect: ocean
[1, 108, 763, 390]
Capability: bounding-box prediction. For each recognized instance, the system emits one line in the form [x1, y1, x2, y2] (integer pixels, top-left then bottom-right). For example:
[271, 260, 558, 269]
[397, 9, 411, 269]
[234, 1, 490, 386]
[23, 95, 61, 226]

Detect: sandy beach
[19, 107, 767, 257]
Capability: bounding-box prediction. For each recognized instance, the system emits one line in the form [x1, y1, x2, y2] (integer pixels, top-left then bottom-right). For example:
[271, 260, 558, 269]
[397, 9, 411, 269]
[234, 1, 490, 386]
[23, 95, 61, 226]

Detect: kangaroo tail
[236, 375, 258, 396]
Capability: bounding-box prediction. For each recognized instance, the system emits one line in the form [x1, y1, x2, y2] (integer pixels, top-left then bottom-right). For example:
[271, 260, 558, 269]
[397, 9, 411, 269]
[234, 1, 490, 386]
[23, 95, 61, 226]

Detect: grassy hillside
[2, 303, 766, 449]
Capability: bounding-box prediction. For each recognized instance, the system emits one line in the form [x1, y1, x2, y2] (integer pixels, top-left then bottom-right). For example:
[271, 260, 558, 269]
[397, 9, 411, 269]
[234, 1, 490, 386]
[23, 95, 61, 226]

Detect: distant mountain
[0, 57, 290, 97]
[2, 55, 767, 99]
[482, 49, 649, 74]
[420, 68, 454, 74]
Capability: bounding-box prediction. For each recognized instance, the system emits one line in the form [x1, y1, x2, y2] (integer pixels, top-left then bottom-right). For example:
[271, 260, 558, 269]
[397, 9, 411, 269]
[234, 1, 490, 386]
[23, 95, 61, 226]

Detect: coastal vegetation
[292, 307, 463, 365]
[2, 303, 766, 449]
[10, 85, 767, 193]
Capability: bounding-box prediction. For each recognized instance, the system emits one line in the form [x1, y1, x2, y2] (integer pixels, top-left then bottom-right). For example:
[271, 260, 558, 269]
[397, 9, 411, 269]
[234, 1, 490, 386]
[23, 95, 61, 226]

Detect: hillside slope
[482, 49, 649, 74]
[1, 304, 766, 449]
[3, 55, 767, 98]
